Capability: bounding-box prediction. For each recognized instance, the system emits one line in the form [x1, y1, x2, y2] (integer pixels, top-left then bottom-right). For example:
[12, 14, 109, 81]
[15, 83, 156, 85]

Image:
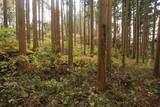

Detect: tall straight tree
[68, 0, 73, 66]
[61, 0, 64, 54]
[41, 0, 44, 41]
[16, 0, 19, 40]
[73, 0, 76, 46]
[106, 0, 112, 75]
[136, 0, 140, 64]
[90, 0, 94, 56]
[26, 0, 31, 45]
[142, 0, 149, 63]
[38, 0, 41, 40]
[154, 18, 160, 77]
[3, 0, 8, 27]
[83, 1, 86, 55]
[55, 0, 61, 53]
[122, 0, 128, 68]
[51, 0, 56, 52]
[152, 0, 157, 59]
[97, 0, 112, 90]
[16, 0, 26, 54]
[32, 0, 38, 50]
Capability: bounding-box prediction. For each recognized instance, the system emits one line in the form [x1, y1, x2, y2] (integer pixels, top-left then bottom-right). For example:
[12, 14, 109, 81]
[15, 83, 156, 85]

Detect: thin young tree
[16, 0, 26, 54]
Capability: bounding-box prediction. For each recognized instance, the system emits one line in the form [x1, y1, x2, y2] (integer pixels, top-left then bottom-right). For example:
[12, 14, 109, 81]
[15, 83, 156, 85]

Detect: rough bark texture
[105, 0, 112, 75]
[97, 0, 108, 90]
[16, 0, 26, 54]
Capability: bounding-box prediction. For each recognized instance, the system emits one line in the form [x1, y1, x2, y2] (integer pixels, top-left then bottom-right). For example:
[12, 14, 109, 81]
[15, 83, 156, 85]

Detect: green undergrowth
[0, 34, 160, 106]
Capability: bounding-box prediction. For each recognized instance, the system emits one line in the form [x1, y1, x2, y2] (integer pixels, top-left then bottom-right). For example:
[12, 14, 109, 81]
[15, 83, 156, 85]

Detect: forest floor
[0, 30, 160, 106]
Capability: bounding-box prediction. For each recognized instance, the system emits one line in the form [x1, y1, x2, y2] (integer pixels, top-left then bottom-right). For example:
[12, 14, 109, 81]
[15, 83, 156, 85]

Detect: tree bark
[152, 0, 157, 59]
[83, 2, 86, 55]
[122, 0, 128, 68]
[26, 0, 31, 45]
[136, 0, 140, 64]
[97, 0, 112, 90]
[142, 0, 149, 63]
[68, 0, 73, 66]
[90, 0, 94, 56]
[16, 0, 26, 54]
[61, 0, 64, 54]
[154, 18, 160, 77]
[41, 0, 44, 41]
[33, 0, 38, 50]
[3, 0, 8, 27]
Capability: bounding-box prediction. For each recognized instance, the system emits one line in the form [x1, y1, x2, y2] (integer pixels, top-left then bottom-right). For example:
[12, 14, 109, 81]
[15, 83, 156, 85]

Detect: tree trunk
[142, 0, 149, 63]
[33, 0, 38, 50]
[152, 0, 157, 59]
[74, 0, 76, 46]
[16, 0, 26, 54]
[154, 18, 160, 77]
[61, 0, 64, 54]
[38, 0, 41, 40]
[136, 0, 140, 64]
[41, 0, 44, 41]
[3, 0, 8, 27]
[122, 0, 128, 68]
[26, 0, 30, 45]
[90, 0, 94, 56]
[55, 0, 61, 53]
[51, 0, 56, 53]
[106, 0, 112, 74]
[97, 0, 112, 90]
[16, 0, 19, 40]
[83, 2, 86, 55]
[68, 0, 73, 66]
